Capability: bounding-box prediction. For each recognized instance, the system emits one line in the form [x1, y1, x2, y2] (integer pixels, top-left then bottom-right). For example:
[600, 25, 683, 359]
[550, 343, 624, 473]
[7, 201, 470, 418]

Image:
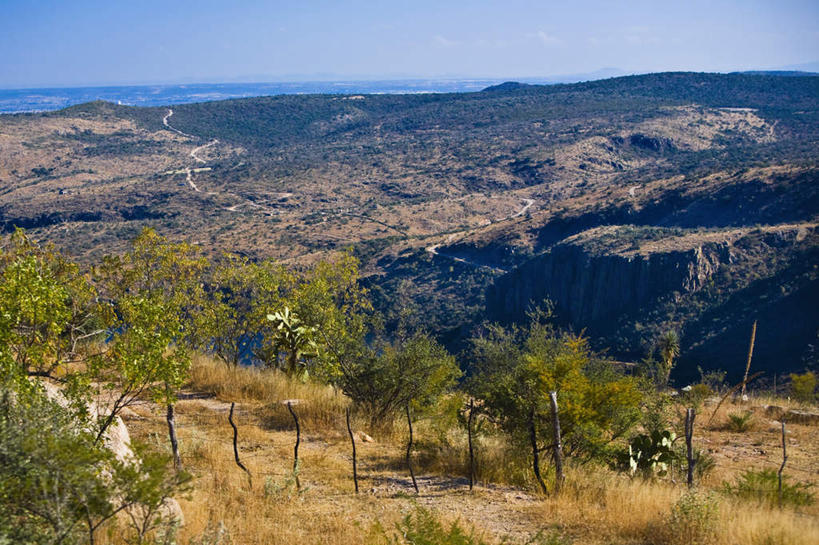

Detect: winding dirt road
[424, 197, 537, 273]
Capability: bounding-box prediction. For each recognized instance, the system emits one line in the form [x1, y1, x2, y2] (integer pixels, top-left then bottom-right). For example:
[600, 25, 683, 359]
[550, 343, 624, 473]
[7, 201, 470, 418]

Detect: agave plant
[265, 307, 319, 376]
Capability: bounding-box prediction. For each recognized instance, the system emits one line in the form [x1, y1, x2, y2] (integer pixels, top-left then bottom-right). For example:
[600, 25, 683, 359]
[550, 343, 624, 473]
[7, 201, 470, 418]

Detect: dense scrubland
[1, 228, 817, 545]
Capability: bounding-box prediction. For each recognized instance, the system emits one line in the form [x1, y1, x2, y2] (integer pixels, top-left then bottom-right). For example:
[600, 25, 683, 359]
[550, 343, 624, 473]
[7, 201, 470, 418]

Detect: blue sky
[1, 0, 817, 88]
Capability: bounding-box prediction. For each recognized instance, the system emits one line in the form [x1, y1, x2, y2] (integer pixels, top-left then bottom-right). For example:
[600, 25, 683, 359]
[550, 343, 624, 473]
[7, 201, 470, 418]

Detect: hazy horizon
[2, 0, 817, 89]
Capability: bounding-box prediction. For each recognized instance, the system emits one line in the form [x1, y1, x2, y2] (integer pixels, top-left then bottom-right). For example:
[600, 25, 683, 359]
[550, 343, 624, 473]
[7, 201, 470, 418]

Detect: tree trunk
[406, 404, 419, 493]
[287, 401, 301, 489]
[685, 408, 696, 488]
[346, 407, 359, 493]
[166, 404, 181, 470]
[549, 392, 564, 493]
[529, 406, 548, 494]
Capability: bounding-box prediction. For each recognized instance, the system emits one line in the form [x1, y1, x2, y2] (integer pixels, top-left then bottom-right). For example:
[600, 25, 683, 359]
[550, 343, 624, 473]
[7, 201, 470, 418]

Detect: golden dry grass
[103, 357, 819, 545]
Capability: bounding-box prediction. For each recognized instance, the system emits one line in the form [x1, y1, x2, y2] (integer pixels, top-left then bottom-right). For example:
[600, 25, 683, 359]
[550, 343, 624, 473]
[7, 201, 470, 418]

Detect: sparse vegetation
[1, 71, 818, 544]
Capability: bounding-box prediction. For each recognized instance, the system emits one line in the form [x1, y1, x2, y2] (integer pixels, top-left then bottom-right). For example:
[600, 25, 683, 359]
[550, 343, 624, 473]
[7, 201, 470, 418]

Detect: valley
[0, 72, 817, 378]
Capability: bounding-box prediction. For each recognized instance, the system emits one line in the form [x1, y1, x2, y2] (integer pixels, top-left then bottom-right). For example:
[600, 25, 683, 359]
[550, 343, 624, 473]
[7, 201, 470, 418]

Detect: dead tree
[467, 398, 476, 490]
[166, 404, 181, 470]
[549, 392, 564, 493]
[528, 406, 548, 494]
[778, 420, 788, 505]
[346, 407, 359, 493]
[685, 408, 696, 488]
[739, 320, 757, 402]
[405, 404, 419, 493]
[229, 402, 252, 488]
[287, 401, 301, 490]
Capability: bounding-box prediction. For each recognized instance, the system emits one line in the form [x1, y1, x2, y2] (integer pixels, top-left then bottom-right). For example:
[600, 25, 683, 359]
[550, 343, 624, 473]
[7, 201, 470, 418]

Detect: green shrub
[723, 468, 815, 507]
[725, 411, 753, 432]
[789, 371, 817, 404]
[665, 491, 719, 545]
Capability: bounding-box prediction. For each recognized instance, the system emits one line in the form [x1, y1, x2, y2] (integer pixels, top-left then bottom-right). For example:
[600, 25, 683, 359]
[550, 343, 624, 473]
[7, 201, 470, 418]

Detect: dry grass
[187, 354, 349, 431]
[100, 359, 819, 544]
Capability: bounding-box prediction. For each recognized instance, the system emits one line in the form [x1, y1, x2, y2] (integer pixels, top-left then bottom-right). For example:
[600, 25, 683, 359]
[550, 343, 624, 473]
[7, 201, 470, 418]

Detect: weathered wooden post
[406, 403, 419, 493]
[229, 402, 252, 488]
[685, 407, 696, 488]
[778, 420, 788, 505]
[549, 392, 564, 493]
[346, 407, 359, 493]
[287, 401, 301, 490]
[528, 406, 548, 494]
[467, 398, 476, 491]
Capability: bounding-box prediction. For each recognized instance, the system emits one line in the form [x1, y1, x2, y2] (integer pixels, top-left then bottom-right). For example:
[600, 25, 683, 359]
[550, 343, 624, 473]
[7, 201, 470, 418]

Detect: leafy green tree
[197, 254, 291, 367]
[284, 253, 373, 383]
[341, 331, 460, 429]
[0, 380, 189, 545]
[469, 310, 641, 493]
[94, 228, 206, 465]
[0, 229, 108, 388]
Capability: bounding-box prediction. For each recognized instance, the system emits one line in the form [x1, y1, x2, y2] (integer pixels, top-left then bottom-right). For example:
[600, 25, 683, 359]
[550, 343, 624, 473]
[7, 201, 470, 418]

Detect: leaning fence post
[685, 407, 696, 488]
[739, 320, 757, 403]
[405, 403, 419, 493]
[346, 407, 359, 493]
[287, 401, 301, 490]
[549, 391, 564, 492]
[229, 402, 252, 488]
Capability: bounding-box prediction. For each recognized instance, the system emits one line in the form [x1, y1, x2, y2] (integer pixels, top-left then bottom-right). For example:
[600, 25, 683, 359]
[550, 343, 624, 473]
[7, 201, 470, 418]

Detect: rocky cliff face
[485, 225, 819, 378]
[488, 236, 727, 329]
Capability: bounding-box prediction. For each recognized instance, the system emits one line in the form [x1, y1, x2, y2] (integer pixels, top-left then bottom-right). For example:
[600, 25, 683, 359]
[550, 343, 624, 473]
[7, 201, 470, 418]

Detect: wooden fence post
[229, 402, 252, 488]
[346, 407, 359, 494]
[778, 420, 788, 505]
[287, 401, 301, 490]
[467, 398, 476, 491]
[406, 404, 419, 493]
[549, 392, 564, 493]
[685, 407, 696, 488]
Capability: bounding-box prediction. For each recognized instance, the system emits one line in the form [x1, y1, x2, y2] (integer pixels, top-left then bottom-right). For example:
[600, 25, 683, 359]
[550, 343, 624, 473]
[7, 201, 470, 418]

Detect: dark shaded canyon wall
[486, 243, 727, 331]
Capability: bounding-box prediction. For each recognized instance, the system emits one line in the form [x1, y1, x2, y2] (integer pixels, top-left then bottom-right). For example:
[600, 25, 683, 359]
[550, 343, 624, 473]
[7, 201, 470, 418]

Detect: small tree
[469, 310, 641, 492]
[197, 255, 291, 366]
[0, 229, 108, 387]
[656, 331, 680, 389]
[93, 228, 205, 462]
[341, 331, 460, 430]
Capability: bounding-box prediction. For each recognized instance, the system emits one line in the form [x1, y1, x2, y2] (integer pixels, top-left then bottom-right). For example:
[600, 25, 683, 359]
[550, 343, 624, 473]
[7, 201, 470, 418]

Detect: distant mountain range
[3, 66, 815, 114]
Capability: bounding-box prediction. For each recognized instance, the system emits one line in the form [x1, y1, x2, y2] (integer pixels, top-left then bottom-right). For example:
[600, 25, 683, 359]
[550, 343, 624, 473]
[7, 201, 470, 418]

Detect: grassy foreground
[111, 355, 818, 545]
